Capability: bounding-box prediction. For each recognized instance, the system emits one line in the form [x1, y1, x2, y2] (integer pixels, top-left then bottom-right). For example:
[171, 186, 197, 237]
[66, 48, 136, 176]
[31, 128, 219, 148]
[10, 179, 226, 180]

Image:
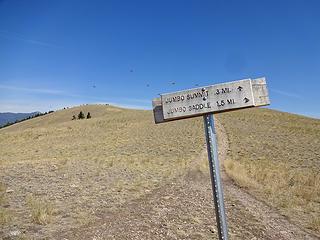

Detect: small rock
[9, 230, 21, 236]
[280, 230, 288, 235]
[6, 189, 14, 193]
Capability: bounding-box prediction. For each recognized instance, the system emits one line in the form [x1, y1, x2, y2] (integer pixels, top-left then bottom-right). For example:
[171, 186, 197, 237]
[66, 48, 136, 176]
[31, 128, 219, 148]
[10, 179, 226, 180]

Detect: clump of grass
[106, 158, 114, 168]
[224, 158, 259, 189]
[26, 194, 54, 225]
[0, 208, 12, 224]
[0, 182, 11, 224]
[309, 214, 320, 232]
[0, 181, 5, 191]
[0, 181, 6, 205]
[56, 158, 68, 170]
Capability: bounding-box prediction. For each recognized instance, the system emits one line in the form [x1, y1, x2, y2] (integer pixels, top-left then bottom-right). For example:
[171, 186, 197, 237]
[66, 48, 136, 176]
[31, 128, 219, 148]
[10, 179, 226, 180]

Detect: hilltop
[0, 104, 319, 239]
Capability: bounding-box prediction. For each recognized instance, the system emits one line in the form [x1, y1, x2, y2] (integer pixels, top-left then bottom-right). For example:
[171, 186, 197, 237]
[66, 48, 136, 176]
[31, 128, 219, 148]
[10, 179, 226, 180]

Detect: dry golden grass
[0, 104, 205, 237]
[0, 181, 5, 204]
[0, 208, 12, 225]
[0, 182, 12, 225]
[218, 108, 320, 232]
[1, 104, 319, 237]
[26, 194, 54, 225]
[224, 158, 259, 189]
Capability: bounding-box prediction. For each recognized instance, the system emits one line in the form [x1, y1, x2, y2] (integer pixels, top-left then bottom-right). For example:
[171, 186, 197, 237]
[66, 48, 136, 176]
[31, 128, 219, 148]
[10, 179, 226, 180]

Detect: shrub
[86, 112, 91, 119]
[78, 111, 85, 119]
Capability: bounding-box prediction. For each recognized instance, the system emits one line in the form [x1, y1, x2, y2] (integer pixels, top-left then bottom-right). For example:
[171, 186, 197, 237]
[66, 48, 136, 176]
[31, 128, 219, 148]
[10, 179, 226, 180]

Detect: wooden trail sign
[152, 77, 270, 240]
[153, 77, 269, 124]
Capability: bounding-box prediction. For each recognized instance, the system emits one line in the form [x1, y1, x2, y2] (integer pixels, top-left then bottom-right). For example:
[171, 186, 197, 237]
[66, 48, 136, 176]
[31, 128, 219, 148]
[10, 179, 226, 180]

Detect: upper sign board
[161, 79, 255, 120]
[153, 77, 270, 124]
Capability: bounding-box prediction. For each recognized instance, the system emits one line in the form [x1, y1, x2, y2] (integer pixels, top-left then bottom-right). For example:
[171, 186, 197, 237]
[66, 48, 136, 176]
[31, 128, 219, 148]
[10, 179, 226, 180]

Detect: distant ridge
[0, 112, 40, 127]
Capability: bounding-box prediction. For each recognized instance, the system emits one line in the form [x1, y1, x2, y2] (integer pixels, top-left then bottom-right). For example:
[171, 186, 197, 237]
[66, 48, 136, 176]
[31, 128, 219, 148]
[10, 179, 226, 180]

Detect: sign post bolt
[203, 113, 229, 240]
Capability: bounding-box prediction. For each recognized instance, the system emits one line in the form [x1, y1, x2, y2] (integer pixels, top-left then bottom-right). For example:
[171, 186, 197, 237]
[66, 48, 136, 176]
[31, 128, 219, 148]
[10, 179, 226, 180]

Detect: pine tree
[86, 112, 91, 119]
[78, 111, 85, 119]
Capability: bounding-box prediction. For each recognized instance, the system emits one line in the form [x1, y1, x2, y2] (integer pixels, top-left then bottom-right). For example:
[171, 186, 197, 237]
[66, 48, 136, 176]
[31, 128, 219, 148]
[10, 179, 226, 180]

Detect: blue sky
[0, 0, 319, 118]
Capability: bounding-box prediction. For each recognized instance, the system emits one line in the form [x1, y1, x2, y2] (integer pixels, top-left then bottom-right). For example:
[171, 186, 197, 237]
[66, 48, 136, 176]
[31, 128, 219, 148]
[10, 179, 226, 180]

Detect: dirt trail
[217, 121, 319, 240]
[58, 120, 319, 240]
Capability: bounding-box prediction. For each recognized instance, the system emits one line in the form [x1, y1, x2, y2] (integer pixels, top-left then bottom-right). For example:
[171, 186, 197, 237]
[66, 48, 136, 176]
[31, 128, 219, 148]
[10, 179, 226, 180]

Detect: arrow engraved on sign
[160, 79, 262, 120]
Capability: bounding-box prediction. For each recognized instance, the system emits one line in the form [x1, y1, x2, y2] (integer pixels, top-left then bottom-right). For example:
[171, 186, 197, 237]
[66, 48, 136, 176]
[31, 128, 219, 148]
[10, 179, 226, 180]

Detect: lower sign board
[153, 77, 270, 124]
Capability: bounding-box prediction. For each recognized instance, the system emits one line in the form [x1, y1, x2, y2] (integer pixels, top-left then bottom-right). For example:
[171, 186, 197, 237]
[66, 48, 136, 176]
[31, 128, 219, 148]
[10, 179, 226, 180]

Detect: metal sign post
[204, 113, 228, 240]
[152, 77, 270, 240]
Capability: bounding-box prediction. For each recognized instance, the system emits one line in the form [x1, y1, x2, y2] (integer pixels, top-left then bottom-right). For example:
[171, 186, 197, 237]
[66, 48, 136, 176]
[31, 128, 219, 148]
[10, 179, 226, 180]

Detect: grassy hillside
[0, 104, 319, 238]
[218, 108, 320, 232]
[0, 105, 205, 237]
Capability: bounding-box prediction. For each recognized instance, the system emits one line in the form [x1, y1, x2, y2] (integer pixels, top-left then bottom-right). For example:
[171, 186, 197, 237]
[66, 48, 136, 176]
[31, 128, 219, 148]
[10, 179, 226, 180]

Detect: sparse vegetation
[224, 158, 259, 189]
[0, 105, 205, 237]
[26, 194, 54, 225]
[0, 208, 12, 225]
[0, 105, 318, 238]
[0, 182, 5, 205]
[0, 182, 12, 225]
[218, 108, 320, 232]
